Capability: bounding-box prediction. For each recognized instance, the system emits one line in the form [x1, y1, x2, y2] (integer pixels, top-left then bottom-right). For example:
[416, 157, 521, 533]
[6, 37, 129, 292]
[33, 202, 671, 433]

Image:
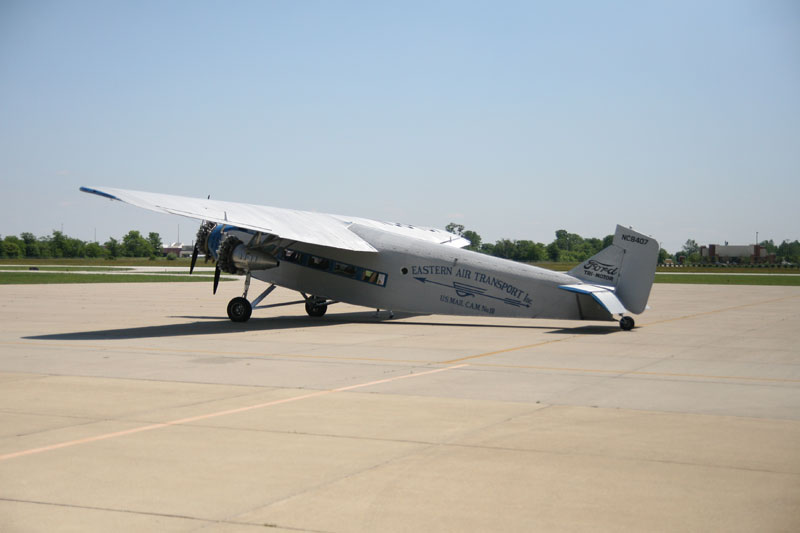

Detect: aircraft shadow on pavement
[22, 310, 593, 341]
[547, 325, 619, 335]
[25, 313, 376, 341]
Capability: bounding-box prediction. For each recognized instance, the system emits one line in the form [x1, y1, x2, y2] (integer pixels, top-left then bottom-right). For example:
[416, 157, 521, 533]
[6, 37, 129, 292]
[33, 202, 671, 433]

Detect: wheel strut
[251, 284, 277, 308]
[226, 274, 276, 323]
[242, 272, 251, 298]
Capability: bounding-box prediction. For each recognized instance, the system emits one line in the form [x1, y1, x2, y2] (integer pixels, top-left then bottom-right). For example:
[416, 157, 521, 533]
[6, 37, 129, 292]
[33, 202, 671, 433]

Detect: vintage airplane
[80, 186, 659, 330]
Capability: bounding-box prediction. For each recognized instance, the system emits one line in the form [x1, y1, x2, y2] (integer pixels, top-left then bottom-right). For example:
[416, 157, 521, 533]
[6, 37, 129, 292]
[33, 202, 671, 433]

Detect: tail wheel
[619, 316, 635, 331]
[227, 297, 252, 322]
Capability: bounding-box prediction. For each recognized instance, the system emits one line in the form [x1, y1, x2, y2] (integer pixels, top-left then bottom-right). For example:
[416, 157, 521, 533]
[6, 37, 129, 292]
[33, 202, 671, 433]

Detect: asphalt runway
[1, 282, 799, 532]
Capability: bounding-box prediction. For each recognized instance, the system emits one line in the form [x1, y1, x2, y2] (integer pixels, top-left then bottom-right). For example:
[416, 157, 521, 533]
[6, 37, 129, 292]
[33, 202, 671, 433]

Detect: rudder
[568, 225, 658, 314]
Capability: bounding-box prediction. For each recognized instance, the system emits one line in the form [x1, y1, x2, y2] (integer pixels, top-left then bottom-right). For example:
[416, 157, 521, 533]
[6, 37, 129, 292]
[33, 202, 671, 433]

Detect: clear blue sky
[1, 0, 798, 253]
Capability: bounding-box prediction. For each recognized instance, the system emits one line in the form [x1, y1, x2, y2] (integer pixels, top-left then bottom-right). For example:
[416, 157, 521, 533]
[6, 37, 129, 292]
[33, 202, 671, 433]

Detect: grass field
[3, 257, 797, 274]
[1, 271, 797, 286]
[655, 266, 799, 274]
[654, 274, 800, 286]
[2, 259, 798, 286]
[0, 266, 133, 272]
[529, 262, 799, 274]
[0, 272, 234, 284]
[0, 257, 193, 267]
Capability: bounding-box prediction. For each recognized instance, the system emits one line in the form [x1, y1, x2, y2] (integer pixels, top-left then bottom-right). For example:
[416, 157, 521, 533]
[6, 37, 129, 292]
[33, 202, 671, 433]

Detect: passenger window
[308, 256, 330, 270]
[284, 250, 386, 287]
[333, 262, 356, 278]
[283, 249, 302, 263]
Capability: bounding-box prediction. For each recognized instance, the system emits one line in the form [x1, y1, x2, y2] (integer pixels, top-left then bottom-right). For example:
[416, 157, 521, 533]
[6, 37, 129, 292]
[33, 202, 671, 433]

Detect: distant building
[700, 244, 775, 264]
[162, 242, 195, 258]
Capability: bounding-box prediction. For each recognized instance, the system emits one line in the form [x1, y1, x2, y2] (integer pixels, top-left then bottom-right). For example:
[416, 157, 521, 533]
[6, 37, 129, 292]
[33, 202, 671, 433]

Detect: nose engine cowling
[192, 222, 279, 295]
[217, 234, 279, 274]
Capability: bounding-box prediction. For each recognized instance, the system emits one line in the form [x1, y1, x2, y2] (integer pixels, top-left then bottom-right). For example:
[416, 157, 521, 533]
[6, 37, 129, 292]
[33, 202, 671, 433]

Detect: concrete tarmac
[0, 282, 799, 532]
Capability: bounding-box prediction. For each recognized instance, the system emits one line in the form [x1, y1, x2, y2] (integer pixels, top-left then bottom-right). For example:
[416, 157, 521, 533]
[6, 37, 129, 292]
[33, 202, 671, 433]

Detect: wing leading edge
[80, 186, 470, 252]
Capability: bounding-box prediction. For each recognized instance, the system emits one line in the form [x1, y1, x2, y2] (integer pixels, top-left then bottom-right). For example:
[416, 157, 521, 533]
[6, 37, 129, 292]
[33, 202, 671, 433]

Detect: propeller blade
[189, 245, 199, 274]
[213, 265, 221, 294]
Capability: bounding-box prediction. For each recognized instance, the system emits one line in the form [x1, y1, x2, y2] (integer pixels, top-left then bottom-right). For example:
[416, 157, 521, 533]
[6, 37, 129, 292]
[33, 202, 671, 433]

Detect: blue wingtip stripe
[80, 187, 121, 201]
[558, 285, 583, 294]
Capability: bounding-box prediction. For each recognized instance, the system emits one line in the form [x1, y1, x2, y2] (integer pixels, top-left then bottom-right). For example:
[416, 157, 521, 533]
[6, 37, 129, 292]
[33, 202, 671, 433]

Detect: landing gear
[227, 296, 252, 322]
[220, 271, 332, 322]
[227, 271, 255, 322]
[305, 298, 328, 317]
[619, 316, 635, 331]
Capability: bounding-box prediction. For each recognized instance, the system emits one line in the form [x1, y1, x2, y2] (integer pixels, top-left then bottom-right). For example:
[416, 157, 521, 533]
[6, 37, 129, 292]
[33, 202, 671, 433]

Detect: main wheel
[619, 316, 635, 331]
[227, 297, 252, 322]
[305, 300, 328, 317]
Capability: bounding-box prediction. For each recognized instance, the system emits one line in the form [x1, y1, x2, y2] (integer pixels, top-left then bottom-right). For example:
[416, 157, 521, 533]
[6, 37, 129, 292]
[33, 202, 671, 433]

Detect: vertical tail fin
[567, 225, 659, 314]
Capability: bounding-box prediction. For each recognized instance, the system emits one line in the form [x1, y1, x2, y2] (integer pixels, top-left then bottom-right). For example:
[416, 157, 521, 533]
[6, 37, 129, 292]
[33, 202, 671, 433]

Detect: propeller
[213, 265, 221, 294]
[191, 220, 217, 277]
[189, 244, 199, 274]
[189, 196, 214, 276]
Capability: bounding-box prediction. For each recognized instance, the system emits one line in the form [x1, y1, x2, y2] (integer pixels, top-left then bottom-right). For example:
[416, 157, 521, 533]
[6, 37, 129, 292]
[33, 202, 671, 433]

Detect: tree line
[0, 231, 164, 259]
[447, 224, 800, 265]
[2, 227, 799, 264]
[447, 223, 643, 263]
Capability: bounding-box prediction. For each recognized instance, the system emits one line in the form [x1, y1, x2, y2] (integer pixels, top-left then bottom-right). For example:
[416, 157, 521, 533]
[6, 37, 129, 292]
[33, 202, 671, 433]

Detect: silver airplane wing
[80, 186, 470, 252]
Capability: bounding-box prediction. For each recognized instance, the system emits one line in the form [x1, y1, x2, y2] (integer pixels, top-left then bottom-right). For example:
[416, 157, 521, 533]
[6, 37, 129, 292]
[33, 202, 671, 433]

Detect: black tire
[227, 297, 252, 322]
[305, 300, 328, 317]
[619, 316, 635, 331]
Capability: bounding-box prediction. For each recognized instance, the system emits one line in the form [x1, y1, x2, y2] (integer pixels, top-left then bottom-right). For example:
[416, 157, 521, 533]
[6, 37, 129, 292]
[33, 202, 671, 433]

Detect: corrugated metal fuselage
[250, 224, 612, 321]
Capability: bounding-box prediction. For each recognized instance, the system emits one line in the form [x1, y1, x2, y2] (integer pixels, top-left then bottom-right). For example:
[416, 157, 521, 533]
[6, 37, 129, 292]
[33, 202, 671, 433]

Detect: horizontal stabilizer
[559, 284, 629, 315]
